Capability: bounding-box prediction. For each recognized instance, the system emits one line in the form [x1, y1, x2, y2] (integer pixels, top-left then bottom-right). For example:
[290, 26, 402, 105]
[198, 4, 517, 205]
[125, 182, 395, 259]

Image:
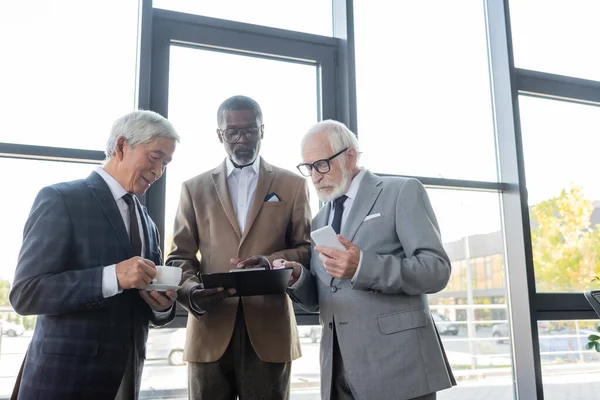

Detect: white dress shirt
[226, 157, 261, 233]
[95, 168, 170, 317]
[188, 158, 261, 316]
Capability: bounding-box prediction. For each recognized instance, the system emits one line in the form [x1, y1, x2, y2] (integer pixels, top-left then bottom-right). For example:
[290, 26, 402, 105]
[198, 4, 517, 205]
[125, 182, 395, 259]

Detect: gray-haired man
[285, 120, 456, 400]
[10, 110, 179, 400]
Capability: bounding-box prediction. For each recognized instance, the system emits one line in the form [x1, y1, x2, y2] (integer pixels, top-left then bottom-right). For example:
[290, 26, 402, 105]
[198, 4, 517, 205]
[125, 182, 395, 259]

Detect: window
[153, 0, 333, 36]
[426, 189, 511, 399]
[509, 1, 600, 81]
[163, 46, 321, 255]
[519, 96, 600, 293]
[0, 1, 139, 150]
[537, 320, 600, 400]
[353, 1, 497, 181]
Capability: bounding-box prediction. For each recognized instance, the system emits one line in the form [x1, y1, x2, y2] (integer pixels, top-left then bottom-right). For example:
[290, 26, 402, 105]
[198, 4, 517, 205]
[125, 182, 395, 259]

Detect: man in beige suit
[166, 95, 311, 399]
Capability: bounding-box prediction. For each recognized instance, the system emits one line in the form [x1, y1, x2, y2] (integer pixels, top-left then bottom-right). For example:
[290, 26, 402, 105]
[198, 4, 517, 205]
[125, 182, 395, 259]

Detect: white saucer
[145, 283, 180, 292]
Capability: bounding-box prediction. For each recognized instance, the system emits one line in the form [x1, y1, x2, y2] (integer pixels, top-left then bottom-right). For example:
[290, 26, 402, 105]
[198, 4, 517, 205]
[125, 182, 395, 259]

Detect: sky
[0, 0, 599, 285]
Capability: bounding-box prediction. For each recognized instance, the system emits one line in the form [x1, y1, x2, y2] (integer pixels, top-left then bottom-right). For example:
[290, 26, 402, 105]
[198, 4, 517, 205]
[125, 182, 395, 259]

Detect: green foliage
[587, 326, 600, 352]
[531, 185, 600, 292]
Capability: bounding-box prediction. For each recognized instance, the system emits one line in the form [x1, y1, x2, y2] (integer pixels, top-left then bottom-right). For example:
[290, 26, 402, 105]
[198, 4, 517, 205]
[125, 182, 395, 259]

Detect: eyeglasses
[218, 125, 263, 143]
[296, 148, 348, 177]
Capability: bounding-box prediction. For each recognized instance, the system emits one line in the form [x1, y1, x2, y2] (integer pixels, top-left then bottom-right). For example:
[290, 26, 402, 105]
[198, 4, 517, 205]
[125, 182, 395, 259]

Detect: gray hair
[302, 120, 361, 167]
[105, 110, 180, 159]
[217, 95, 263, 128]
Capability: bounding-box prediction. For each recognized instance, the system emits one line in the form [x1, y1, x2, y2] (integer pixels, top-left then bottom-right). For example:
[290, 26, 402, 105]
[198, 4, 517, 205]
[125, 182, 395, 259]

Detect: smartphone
[310, 225, 345, 251]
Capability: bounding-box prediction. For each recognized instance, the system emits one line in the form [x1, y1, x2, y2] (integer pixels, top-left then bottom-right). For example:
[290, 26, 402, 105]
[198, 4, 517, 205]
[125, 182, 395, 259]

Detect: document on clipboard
[200, 267, 293, 296]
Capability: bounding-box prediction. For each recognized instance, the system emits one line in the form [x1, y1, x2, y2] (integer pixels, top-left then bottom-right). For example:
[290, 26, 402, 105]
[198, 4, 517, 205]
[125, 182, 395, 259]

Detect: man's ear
[346, 147, 359, 169]
[216, 129, 224, 144]
[116, 137, 127, 161]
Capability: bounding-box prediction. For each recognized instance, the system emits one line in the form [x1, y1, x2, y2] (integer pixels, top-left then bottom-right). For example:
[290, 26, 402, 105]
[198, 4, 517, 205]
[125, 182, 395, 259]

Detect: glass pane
[0, 158, 96, 396]
[142, 327, 187, 397]
[0, 1, 139, 150]
[538, 320, 600, 400]
[510, 1, 600, 81]
[153, 0, 332, 37]
[164, 46, 320, 255]
[427, 189, 514, 400]
[353, 1, 497, 181]
[292, 325, 322, 397]
[0, 312, 33, 398]
[519, 96, 600, 293]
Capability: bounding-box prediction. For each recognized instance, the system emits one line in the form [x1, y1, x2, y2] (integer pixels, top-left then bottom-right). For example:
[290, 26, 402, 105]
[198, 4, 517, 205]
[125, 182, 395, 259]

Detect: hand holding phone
[310, 225, 345, 251]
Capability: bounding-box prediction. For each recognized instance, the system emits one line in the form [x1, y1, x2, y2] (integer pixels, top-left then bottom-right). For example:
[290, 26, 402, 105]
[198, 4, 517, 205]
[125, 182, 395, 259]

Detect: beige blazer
[167, 158, 311, 363]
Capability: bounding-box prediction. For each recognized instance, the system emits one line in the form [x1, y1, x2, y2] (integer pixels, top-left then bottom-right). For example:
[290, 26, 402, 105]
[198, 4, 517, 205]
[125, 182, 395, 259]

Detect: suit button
[331, 286, 338, 293]
[328, 322, 333, 329]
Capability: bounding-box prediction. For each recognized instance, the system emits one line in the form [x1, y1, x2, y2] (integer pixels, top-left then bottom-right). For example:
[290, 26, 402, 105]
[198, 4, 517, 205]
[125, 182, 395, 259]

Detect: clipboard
[200, 267, 293, 296]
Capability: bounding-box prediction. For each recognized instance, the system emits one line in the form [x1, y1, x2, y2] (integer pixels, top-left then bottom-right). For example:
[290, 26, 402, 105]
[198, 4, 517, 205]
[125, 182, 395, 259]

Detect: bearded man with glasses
[285, 120, 456, 400]
[167, 95, 311, 399]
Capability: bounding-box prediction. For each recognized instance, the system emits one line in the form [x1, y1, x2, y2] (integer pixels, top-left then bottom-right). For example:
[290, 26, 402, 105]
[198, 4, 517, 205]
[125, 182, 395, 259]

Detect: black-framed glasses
[296, 148, 348, 177]
[218, 125, 263, 143]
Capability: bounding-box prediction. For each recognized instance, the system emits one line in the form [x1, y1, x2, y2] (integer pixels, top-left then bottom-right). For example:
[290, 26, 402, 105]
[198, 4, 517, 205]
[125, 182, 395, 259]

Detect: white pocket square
[364, 213, 381, 221]
[267, 194, 280, 202]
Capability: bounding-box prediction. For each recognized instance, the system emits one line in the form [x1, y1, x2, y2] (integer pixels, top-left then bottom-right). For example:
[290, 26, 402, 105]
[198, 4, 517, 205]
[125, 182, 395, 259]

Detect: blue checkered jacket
[10, 172, 175, 400]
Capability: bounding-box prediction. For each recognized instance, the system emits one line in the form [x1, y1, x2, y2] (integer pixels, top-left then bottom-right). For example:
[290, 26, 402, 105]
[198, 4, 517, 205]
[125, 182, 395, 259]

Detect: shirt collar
[344, 167, 366, 201]
[225, 157, 261, 177]
[95, 167, 129, 202]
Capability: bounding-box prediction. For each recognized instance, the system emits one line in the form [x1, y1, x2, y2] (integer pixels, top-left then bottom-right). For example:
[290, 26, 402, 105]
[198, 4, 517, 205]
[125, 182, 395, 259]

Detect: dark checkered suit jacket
[9, 171, 175, 400]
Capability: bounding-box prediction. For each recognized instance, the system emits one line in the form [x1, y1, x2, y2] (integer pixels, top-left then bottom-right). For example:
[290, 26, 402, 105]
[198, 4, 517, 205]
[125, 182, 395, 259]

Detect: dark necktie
[331, 195, 348, 235]
[122, 194, 142, 257]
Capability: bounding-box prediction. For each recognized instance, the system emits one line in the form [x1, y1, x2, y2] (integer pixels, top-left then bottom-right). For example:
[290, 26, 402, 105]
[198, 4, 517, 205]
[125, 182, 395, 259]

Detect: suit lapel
[240, 158, 274, 244]
[341, 171, 383, 242]
[313, 202, 330, 231]
[86, 172, 132, 257]
[212, 161, 242, 238]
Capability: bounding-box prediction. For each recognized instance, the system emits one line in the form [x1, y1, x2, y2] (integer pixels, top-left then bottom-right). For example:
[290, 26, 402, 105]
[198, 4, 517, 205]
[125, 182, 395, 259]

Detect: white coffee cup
[153, 265, 182, 286]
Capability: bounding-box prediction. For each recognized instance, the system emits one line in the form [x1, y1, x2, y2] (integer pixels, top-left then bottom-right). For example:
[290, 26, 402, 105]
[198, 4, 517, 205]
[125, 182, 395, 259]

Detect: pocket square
[364, 213, 381, 222]
[265, 193, 280, 202]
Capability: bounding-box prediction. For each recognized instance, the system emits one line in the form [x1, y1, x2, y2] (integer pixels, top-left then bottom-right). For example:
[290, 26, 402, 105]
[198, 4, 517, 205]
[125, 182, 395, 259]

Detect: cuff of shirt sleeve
[288, 264, 305, 289]
[152, 307, 173, 319]
[102, 265, 123, 298]
[350, 251, 364, 285]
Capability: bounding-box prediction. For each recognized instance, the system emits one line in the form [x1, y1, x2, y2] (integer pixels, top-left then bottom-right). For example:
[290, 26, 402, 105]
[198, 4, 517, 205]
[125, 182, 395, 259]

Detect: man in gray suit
[283, 120, 455, 400]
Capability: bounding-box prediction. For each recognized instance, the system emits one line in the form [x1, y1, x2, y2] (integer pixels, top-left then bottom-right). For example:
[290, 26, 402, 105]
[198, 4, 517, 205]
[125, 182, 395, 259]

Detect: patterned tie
[122, 194, 142, 257]
[331, 195, 348, 235]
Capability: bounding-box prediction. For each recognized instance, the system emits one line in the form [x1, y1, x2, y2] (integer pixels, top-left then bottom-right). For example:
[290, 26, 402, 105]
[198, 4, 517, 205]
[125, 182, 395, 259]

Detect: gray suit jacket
[289, 170, 455, 400]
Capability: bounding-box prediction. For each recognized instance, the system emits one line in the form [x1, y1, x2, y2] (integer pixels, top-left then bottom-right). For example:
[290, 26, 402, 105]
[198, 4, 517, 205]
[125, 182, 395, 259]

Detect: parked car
[492, 322, 510, 344]
[146, 328, 185, 366]
[538, 328, 600, 362]
[1, 321, 25, 337]
[298, 325, 322, 343]
[432, 313, 459, 336]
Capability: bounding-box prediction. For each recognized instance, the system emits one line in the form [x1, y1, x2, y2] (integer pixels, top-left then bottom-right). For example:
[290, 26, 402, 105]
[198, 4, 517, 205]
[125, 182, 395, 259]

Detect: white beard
[316, 168, 352, 203]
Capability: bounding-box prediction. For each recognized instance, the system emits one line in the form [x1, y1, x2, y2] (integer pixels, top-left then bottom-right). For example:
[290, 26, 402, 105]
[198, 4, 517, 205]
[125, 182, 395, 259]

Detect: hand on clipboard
[272, 258, 302, 286]
[230, 255, 272, 270]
